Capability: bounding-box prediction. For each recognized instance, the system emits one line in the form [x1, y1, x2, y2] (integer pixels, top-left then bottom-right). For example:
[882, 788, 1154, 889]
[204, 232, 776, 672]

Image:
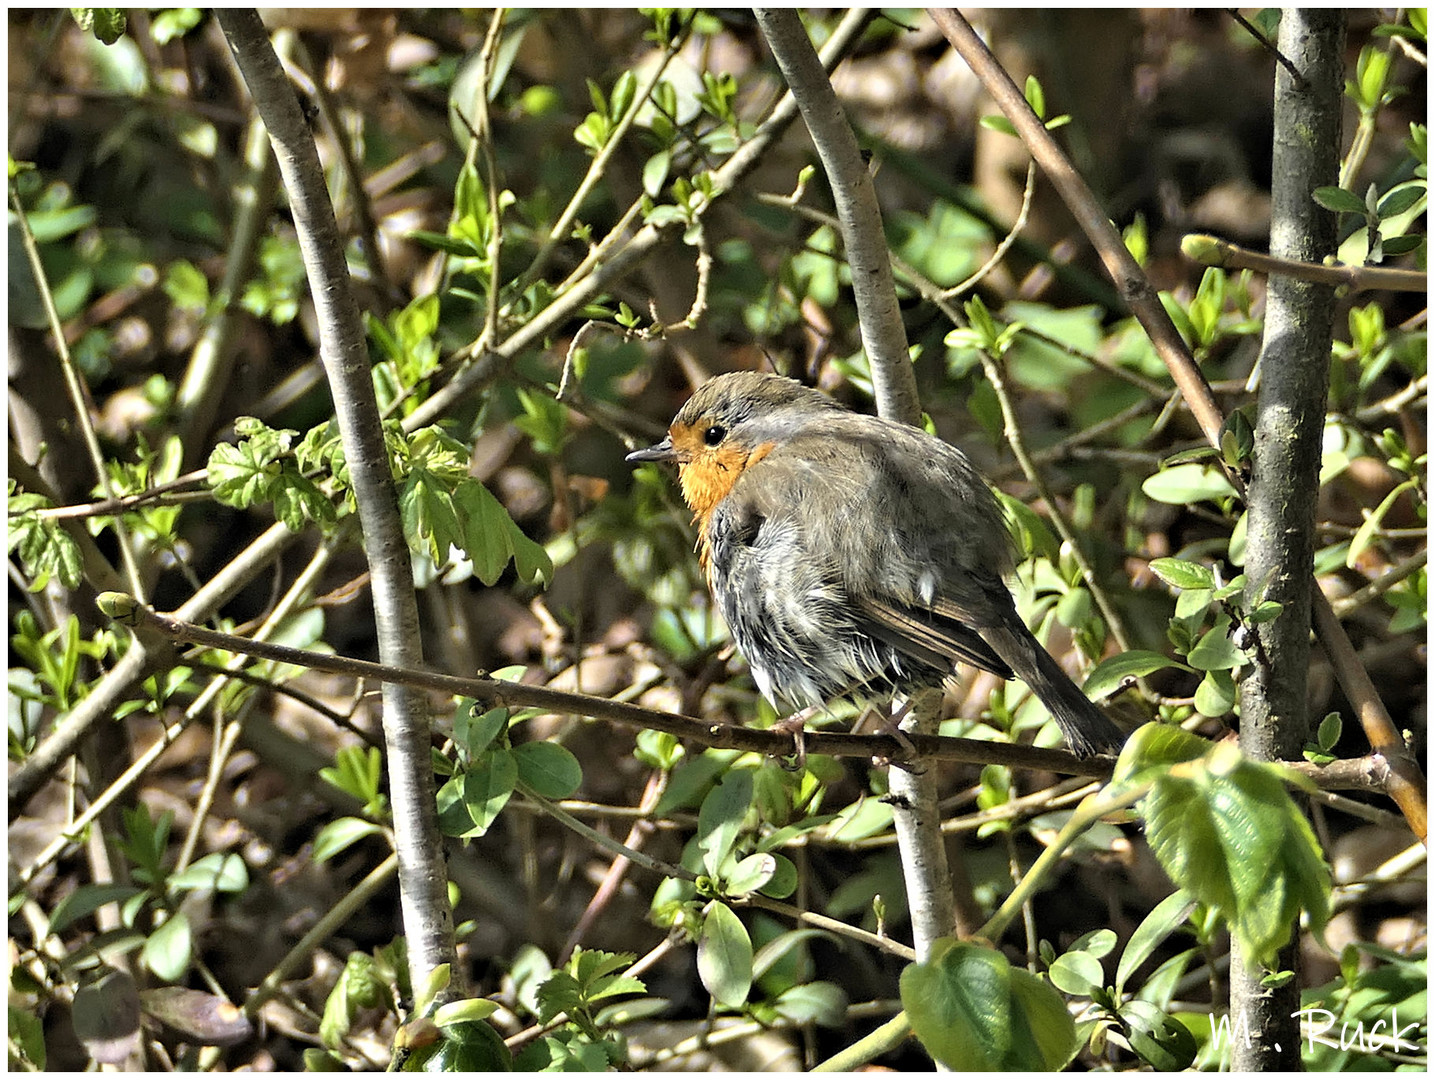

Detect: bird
[626, 370, 1125, 758]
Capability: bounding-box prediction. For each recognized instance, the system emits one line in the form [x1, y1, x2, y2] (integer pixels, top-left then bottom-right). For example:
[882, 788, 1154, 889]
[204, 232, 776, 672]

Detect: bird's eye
[703, 424, 727, 446]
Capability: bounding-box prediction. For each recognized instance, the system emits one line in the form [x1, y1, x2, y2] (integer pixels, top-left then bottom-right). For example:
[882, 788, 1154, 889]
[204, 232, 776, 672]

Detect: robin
[626, 370, 1125, 758]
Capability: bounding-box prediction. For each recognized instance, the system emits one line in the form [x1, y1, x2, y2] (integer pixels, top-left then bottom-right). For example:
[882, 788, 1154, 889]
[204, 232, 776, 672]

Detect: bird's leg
[769, 704, 824, 769]
[853, 699, 921, 768]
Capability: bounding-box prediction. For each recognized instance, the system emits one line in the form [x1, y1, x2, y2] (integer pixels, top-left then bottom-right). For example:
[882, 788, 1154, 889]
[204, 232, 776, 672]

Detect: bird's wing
[853, 594, 1014, 679]
[736, 438, 1019, 681]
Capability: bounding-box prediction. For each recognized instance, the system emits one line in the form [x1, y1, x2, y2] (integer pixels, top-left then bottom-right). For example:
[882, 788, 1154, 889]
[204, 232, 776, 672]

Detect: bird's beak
[626, 436, 678, 464]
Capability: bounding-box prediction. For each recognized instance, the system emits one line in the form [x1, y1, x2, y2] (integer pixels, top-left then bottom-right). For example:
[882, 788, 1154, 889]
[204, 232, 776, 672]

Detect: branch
[98, 593, 1117, 778]
[754, 8, 920, 424]
[928, 7, 1427, 842]
[215, 8, 459, 999]
[405, 8, 875, 431]
[1182, 233, 1427, 293]
[926, 8, 1230, 454]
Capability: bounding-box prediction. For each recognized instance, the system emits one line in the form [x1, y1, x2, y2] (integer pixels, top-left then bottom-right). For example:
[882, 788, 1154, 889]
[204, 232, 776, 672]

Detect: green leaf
[1111, 723, 1208, 781]
[1047, 950, 1104, 996]
[1313, 185, 1367, 214]
[513, 740, 582, 799]
[71, 8, 127, 44]
[825, 794, 894, 843]
[1116, 890, 1197, 995]
[1150, 557, 1216, 591]
[47, 883, 146, 935]
[1140, 742, 1331, 970]
[169, 853, 248, 893]
[697, 768, 752, 879]
[461, 750, 518, 836]
[7, 499, 84, 591]
[642, 149, 671, 197]
[1142, 463, 1238, 505]
[1380, 234, 1424, 257]
[1194, 669, 1237, 717]
[1377, 185, 1426, 218]
[1347, 478, 1416, 568]
[452, 480, 515, 585]
[1023, 75, 1046, 119]
[407, 229, 483, 257]
[163, 260, 209, 313]
[319, 746, 384, 805]
[9, 1003, 46, 1068]
[997, 492, 1060, 562]
[401, 1020, 512, 1072]
[901, 939, 1078, 1071]
[457, 705, 510, 757]
[142, 913, 192, 983]
[1186, 618, 1244, 671]
[721, 852, 776, 897]
[1083, 650, 1187, 701]
[432, 999, 500, 1027]
[1121, 998, 1198, 1070]
[697, 901, 752, 1007]
[979, 114, 1017, 137]
[150, 8, 202, 45]
[1315, 711, 1342, 752]
[610, 69, 637, 120]
[771, 981, 848, 1027]
[758, 852, 799, 899]
[312, 818, 385, 863]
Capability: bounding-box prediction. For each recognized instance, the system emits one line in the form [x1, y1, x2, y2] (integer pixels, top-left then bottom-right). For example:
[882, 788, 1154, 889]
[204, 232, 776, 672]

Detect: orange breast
[677, 440, 775, 571]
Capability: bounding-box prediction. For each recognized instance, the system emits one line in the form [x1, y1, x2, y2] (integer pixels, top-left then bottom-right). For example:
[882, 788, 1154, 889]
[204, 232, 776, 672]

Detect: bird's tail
[983, 620, 1125, 759]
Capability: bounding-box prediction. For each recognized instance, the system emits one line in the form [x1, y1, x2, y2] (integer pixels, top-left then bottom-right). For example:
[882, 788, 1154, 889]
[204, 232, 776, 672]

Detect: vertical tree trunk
[1232, 9, 1345, 1071]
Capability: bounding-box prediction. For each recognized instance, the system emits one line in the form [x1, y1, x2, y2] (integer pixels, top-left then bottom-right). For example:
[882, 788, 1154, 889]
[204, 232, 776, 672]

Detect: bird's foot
[770, 706, 823, 770]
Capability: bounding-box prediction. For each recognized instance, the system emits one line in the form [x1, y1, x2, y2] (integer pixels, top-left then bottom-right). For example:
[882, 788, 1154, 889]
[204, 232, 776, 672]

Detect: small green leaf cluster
[1146, 557, 1279, 718]
[240, 234, 307, 326]
[9, 614, 116, 754]
[575, 70, 638, 154]
[1039, 894, 1214, 1069]
[369, 294, 444, 413]
[9, 168, 152, 375]
[1314, 13, 1427, 265]
[318, 943, 407, 1054]
[435, 695, 583, 839]
[944, 295, 1024, 358]
[1346, 427, 1427, 571]
[46, 805, 249, 984]
[978, 74, 1072, 136]
[1332, 301, 1426, 409]
[644, 761, 848, 1024]
[410, 162, 518, 292]
[1163, 268, 1263, 359]
[1314, 179, 1427, 264]
[207, 415, 553, 586]
[95, 434, 187, 552]
[207, 418, 343, 532]
[7, 487, 84, 592]
[396, 426, 553, 586]
[69, 8, 126, 45]
[1295, 944, 1428, 1071]
[654, 763, 843, 1021]
[641, 171, 717, 245]
[516, 947, 646, 1069]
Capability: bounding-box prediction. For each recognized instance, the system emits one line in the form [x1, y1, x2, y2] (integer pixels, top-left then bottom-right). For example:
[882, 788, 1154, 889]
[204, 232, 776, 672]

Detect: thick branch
[1232, 10, 1345, 1070]
[215, 9, 458, 998]
[754, 8, 920, 424]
